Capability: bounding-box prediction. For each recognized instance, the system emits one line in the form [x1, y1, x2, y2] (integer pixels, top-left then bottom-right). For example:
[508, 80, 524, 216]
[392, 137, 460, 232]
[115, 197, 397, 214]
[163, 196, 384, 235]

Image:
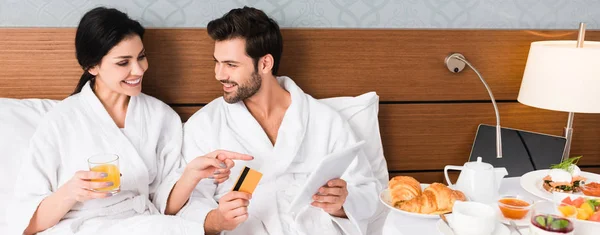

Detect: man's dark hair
[207, 6, 283, 75]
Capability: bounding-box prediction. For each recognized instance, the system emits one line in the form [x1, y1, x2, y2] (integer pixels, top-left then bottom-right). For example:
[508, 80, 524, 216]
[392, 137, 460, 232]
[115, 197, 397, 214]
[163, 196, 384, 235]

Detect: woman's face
[89, 35, 148, 97]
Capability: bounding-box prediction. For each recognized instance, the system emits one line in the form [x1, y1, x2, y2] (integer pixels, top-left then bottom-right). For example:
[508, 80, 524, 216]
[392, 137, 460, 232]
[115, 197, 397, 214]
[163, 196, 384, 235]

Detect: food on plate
[498, 196, 533, 220]
[580, 182, 600, 197]
[388, 176, 467, 215]
[398, 183, 466, 214]
[389, 176, 422, 206]
[543, 156, 586, 193]
[559, 196, 600, 222]
[556, 204, 577, 217]
[529, 214, 574, 235]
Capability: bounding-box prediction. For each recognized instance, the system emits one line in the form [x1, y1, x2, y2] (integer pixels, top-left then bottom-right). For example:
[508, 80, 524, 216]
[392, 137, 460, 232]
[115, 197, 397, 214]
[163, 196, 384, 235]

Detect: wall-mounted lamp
[445, 53, 503, 159]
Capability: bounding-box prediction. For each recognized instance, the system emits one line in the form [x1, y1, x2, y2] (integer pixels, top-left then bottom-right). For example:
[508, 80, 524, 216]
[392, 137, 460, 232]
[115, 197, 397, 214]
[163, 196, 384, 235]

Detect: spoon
[509, 220, 523, 235]
[439, 214, 455, 234]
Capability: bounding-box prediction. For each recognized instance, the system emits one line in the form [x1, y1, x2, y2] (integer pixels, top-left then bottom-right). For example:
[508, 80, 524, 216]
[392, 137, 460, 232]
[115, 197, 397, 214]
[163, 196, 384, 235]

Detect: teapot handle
[444, 165, 463, 187]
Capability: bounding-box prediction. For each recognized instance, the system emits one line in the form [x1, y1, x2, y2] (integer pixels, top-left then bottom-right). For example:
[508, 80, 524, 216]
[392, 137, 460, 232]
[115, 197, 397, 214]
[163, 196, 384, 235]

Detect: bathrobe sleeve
[8, 118, 62, 234]
[176, 114, 219, 227]
[149, 107, 186, 214]
[330, 121, 380, 235]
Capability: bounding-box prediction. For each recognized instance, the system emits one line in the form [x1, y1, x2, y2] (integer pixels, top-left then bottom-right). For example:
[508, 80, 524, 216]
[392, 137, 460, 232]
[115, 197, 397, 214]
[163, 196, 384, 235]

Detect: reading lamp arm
[445, 53, 502, 159]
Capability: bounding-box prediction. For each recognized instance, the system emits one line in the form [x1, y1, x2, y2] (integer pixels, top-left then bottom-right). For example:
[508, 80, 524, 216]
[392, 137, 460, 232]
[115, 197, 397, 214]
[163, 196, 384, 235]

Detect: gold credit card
[231, 166, 263, 194]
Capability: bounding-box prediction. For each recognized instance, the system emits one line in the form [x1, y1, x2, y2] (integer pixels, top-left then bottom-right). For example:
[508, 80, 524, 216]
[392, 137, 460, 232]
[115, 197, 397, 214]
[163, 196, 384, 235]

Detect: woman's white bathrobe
[180, 77, 379, 235]
[8, 82, 202, 234]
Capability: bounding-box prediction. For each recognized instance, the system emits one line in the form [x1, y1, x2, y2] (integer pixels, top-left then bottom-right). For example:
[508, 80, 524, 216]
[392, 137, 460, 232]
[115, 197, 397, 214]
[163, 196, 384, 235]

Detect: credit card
[231, 166, 262, 194]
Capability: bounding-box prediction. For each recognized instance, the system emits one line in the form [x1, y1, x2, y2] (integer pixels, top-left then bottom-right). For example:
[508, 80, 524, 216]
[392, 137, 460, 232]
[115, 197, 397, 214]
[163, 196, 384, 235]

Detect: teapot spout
[494, 167, 508, 190]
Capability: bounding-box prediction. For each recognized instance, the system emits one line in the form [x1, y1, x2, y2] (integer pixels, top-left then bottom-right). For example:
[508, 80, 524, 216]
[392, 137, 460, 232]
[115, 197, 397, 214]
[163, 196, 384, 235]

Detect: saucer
[436, 214, 511, 235]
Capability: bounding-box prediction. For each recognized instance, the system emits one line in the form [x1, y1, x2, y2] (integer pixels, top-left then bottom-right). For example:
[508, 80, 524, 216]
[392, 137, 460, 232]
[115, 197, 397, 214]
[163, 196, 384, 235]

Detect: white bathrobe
[180, 77, 379, 235]
[8, 82, 203, 235]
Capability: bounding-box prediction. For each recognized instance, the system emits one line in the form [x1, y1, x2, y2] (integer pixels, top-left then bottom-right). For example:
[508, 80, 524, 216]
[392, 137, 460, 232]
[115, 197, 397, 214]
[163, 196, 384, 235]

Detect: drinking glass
[87, 153, 121, 195]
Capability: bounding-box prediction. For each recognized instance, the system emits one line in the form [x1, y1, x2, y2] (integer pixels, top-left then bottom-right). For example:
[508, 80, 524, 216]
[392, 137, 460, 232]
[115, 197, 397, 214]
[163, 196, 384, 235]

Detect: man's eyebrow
[213, 56, 240, 64]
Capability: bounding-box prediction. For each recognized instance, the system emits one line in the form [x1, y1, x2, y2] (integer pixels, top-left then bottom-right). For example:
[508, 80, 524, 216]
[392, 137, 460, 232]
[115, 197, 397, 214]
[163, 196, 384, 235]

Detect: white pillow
[319, 92, 389, 235]
[0, 98, 58, 230]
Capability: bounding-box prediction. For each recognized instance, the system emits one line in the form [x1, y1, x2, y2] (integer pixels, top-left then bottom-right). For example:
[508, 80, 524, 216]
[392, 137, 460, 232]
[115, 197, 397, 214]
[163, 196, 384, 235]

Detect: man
[179, 7, 379, 235]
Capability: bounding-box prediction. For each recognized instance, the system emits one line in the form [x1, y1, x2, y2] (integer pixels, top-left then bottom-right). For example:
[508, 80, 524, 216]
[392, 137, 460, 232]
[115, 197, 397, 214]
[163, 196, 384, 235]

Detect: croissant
[389, 176, 422, 207]
[398, 183, 466, 214]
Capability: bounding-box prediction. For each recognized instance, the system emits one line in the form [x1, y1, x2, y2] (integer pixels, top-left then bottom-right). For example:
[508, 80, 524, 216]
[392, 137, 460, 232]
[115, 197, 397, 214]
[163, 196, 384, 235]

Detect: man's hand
[205, 191, 251, 233]
[311, 178, 348, 218]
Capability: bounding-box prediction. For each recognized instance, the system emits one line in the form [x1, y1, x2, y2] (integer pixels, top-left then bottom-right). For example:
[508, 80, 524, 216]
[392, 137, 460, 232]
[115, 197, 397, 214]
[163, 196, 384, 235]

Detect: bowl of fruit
[554, 192, 600, 235]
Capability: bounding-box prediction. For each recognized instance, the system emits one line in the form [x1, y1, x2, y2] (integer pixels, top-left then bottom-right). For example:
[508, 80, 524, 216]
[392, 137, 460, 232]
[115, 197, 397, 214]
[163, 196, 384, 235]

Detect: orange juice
[90, 164, 120, 193]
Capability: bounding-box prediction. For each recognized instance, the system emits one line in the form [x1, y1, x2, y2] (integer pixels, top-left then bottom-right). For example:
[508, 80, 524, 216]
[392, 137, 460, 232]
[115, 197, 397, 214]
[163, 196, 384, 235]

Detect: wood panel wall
[2, 28, 600, 184]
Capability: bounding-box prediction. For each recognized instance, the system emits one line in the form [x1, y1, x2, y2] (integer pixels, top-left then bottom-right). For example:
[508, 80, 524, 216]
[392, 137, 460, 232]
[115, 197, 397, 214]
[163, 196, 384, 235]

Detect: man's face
[213, 38, 262, 103]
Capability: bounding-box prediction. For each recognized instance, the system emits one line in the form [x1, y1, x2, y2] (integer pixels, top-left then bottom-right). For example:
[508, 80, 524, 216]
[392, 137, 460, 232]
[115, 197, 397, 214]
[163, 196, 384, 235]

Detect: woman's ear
[88, 65, 99, 76]
[259, 54, 274, 75]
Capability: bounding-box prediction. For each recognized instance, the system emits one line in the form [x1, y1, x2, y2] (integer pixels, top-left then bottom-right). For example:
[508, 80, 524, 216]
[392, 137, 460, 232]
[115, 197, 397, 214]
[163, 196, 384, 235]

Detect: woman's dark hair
[72, 7, 145, 95]
[207, 6, 283, 75]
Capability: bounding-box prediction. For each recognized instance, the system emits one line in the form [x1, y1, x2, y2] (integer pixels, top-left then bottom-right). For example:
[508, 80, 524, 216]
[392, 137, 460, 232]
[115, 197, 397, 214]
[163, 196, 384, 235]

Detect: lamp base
[562, 112, 574, 162]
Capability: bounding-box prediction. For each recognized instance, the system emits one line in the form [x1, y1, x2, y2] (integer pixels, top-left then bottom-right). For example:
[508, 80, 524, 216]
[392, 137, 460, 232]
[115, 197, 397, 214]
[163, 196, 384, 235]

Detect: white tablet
[287, 140, 366, 213]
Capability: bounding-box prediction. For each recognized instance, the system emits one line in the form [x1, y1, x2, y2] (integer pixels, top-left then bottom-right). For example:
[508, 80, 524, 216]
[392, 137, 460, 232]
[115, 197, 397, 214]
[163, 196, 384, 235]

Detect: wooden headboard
[2, 28, 600, 183]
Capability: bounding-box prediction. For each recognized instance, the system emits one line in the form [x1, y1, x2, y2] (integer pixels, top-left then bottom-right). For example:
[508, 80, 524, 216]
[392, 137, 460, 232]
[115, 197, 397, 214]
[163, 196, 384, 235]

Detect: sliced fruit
[558, 205, 577, 217]
[590, 211, 600, 222]
[572, 197, 585, 207]
[549, 219, 571, 231]
[562, 197, 573, 206]
[581, 201, 595, 215]
[577, 208, 590, 220]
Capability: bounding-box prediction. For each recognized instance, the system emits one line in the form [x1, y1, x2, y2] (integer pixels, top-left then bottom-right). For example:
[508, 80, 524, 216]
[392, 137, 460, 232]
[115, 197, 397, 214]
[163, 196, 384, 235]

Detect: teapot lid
[465, 157, 492, 170]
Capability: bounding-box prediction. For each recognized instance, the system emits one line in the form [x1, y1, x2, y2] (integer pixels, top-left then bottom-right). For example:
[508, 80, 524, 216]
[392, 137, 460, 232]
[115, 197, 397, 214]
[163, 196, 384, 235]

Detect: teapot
[444, 157, 508, 204]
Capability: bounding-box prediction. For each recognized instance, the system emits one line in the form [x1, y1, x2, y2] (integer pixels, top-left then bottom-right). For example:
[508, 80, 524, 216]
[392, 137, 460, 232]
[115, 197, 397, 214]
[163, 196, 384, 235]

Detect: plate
[493, 202, 531, 227]
[520, 170, 600, 201]
[436, 214, 513, 235]
[380, 184, 446, 219]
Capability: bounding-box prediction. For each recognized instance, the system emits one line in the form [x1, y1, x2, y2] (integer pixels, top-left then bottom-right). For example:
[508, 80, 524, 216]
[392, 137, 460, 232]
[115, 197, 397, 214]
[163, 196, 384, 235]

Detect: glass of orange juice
[88, 153, 121, 195]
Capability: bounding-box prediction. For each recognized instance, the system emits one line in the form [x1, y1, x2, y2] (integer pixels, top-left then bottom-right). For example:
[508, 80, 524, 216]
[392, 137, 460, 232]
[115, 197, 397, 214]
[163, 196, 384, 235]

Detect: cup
[449, 201, 496, 235]
[529, 201, 575, 235]
[88, 153, 121, 195]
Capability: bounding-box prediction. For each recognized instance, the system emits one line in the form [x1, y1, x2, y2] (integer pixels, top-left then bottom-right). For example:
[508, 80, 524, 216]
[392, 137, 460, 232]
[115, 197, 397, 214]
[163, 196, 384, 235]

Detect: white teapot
[444, 157, 508, 204]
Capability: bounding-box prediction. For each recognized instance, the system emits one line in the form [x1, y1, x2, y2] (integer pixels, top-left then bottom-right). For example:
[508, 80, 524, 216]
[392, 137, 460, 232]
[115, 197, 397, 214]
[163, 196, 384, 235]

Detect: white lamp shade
[518, 41, 600, 113]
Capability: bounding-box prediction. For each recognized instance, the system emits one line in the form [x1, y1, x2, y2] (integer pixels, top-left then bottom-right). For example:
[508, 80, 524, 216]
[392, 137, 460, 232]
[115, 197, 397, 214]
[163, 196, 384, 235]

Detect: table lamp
[518, 23, 600, 161]
[445, 53, 503, 159]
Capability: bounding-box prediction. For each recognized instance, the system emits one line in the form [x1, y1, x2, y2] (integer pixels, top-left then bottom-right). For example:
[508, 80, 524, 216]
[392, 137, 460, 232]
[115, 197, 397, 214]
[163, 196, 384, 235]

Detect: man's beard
[223, 71, 262, 104]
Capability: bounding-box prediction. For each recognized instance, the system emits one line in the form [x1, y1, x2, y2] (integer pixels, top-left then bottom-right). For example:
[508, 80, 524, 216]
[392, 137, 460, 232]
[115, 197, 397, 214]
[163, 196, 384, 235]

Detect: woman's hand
[59, 170, 114, 203]
[184, 150, 254, 184]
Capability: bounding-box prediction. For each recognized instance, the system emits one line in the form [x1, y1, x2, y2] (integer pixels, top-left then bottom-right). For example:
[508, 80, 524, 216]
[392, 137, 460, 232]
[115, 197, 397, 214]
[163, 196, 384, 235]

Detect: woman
[8, 7, 251, 234]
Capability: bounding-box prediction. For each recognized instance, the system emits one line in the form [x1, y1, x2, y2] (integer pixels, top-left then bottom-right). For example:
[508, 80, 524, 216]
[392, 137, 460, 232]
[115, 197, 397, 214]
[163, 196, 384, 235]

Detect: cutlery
[439, 214, 455, 234]
[509, 220, 523, 235]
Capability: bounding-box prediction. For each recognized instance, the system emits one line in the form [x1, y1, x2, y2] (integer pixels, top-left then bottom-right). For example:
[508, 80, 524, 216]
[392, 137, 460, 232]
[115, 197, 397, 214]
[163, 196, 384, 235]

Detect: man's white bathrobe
[180, 77, 379, 235]
[8, 82, 202, 234]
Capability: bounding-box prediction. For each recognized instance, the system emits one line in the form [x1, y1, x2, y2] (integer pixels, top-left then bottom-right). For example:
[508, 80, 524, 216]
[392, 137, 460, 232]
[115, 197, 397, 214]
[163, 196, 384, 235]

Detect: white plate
[520, 170, 600, 201]
[436, 214, 513, 235]
[380, 184, 444, 219]
[493, 202, 531, 227]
